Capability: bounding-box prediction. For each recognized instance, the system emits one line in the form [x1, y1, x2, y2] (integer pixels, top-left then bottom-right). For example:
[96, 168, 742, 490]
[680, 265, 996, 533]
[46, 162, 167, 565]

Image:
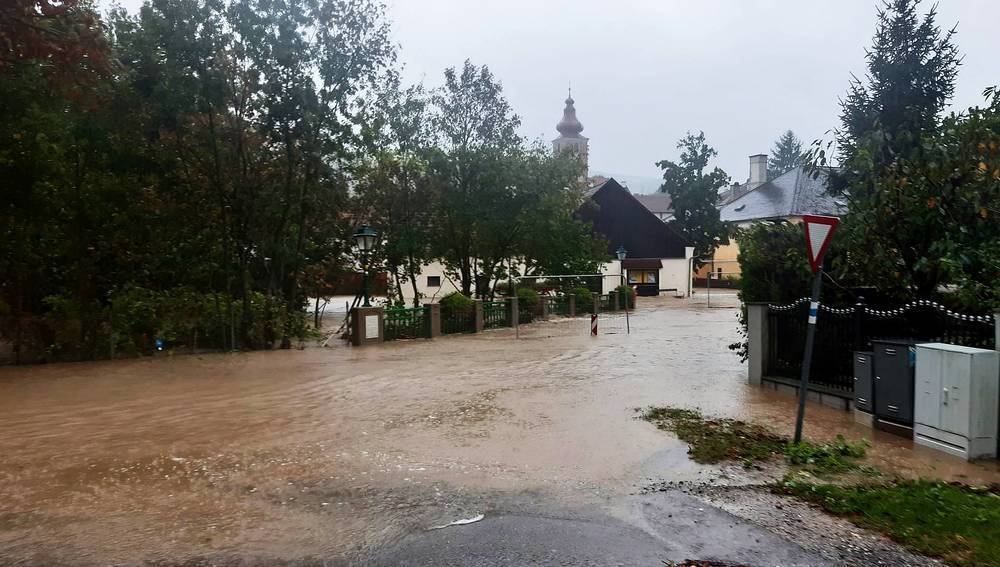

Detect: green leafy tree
[768, 130, 804, 179]
[427, 60, 522, 296]
[657, 131, 730, 264]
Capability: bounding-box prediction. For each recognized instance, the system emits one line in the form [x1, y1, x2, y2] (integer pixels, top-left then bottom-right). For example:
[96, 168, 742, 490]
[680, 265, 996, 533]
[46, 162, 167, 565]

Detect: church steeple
[552, 87, 589, 176]
[556, 88, 584, 137]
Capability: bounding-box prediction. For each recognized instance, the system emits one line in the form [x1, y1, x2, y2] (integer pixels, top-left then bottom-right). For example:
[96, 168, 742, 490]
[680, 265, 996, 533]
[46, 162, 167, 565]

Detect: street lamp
[615, 245, 630, 334]
[353, 225, 378, 307]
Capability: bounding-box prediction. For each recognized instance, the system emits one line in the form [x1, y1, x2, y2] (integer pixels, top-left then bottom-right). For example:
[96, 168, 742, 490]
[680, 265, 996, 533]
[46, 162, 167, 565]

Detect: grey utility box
[914, 343, 999, 461]
[873, 340, 916, 427]
[853, 351, 874, 413]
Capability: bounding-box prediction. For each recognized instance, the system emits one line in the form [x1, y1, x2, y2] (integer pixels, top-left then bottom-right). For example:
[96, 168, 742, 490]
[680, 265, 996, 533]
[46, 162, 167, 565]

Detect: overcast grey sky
[109, 0, 999, 190]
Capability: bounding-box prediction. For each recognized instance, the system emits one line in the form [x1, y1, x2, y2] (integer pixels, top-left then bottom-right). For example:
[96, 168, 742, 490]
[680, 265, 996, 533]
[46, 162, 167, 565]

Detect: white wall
[399, 261, 462, 304]
[599, 249, 694, 297]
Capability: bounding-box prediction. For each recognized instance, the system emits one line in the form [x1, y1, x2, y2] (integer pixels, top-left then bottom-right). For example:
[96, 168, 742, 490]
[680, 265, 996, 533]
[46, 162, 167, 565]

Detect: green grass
[639, 407, 786, 465]
[640, 406, 1000, 564]
[776, 479, 1000, 567]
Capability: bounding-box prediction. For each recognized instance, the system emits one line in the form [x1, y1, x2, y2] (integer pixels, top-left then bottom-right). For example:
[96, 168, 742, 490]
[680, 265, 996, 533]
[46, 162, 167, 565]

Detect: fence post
[568, 295, 576, 317]
[611, 291, 620, 311]
[995, 311, 999, 352]
[746, 302, 769, 385]
[473, 300, 484, 333]
[853, 296, 866, 351]
[540, 297, 550, 320]
[425, 304, 441, 338]
[350, 306, 384, 347]
[591, 292, 600, 315]
[508, 296, 519, 326]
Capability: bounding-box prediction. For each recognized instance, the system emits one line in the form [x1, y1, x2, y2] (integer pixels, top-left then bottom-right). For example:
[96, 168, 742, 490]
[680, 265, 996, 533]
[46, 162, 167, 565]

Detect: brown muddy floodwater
[1, 296, 997, 565]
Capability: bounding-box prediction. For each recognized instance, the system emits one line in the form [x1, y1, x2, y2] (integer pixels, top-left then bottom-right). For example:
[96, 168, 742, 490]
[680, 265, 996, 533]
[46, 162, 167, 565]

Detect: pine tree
[767, 130, 804, 179]
[826, 0, 962, 299]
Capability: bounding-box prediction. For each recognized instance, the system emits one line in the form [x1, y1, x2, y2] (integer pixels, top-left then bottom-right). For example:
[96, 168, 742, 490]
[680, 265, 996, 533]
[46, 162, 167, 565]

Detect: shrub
[516, 287, 540, 311]
[439, 291, 474, 316]
[567, 286, 594, 312]
[615, 284, 635, 307]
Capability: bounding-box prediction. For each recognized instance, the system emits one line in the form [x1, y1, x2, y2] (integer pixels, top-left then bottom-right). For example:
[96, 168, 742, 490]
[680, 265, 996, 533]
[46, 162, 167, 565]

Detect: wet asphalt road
[370, 489, 825, 567]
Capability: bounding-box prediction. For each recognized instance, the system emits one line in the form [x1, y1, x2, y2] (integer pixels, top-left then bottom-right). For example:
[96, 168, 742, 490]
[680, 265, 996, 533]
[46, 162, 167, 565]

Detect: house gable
[578, 178, 689, 259]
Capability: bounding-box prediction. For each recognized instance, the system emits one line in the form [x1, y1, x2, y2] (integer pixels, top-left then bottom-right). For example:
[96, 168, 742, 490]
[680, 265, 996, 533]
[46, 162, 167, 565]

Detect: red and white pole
[590, 314, 598, 336]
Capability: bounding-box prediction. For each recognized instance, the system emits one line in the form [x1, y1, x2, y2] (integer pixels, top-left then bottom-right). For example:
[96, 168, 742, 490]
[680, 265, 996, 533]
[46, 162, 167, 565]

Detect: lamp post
[616, 245, 630, 334]
[353, 225, 378, 307]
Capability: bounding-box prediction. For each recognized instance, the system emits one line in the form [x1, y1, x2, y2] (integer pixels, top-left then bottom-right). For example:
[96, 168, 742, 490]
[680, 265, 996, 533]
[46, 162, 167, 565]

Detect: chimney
[749, 154, 768, 185]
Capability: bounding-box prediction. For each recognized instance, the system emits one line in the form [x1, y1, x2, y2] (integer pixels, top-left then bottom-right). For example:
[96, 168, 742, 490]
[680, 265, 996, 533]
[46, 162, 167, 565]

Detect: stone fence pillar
[611, 291, 620, 311]
[473, 300, 484, 333]
[540, 297, 550, 320]
[591, 293, 600, 315]
[350, 306, 384, 346]
[424, 303, 441, 338]
[568, 295, 576, 317]
[508, 296, 519, 326]
[746, 302, 769, 385]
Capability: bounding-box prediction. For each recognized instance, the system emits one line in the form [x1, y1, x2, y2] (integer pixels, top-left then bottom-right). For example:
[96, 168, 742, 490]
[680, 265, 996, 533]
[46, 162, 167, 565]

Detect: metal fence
[547, 296, 570, 316]
[518, 301, 536, 325]
[484, 300, 509, 329]
[598, 294, 614, 312]
[442, 308, 475, 335]
[384, 306, 430, 341]
[767, 298, 996, 392]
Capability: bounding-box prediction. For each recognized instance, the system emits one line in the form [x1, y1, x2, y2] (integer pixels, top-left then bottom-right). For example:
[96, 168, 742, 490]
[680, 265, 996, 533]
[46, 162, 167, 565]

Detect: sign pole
[793, 267, 823, 444]
[793, 214, 840, 444]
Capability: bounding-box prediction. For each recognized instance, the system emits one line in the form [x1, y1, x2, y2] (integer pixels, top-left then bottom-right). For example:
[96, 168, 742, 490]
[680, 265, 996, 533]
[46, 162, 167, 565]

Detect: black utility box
[853, 351, 874, 413]
[872, 339, 916, 427]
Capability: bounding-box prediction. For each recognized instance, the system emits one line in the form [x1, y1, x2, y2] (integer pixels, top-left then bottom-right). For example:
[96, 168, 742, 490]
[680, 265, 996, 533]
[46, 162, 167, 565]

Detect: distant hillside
[591, 172, 662, 194]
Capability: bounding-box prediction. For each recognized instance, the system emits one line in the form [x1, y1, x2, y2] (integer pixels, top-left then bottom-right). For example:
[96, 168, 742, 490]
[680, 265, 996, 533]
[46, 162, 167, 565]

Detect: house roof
[719, 166, 846, 222]
[632, 192, 673, 214]
[578, 178, 690, 259]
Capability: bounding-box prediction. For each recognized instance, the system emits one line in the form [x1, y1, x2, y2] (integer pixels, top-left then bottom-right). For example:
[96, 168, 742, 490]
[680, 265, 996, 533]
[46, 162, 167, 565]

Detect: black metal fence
[442, 308, 475, 334]
[767, 298, 996, 392]
[484, 300, 509, 329]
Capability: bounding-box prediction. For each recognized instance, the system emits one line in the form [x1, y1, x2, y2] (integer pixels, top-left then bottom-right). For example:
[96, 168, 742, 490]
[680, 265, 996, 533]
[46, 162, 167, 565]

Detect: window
[426, 276, 441, 287]
[627, 269, 658, 284]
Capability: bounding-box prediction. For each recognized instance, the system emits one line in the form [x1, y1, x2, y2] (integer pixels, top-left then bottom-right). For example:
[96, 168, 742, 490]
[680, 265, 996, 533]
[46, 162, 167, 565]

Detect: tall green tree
[819, 0, 962, 299]
[657, 131, 730, 264]
[768, 130, 804, 179]
[427, 60, 522, 296]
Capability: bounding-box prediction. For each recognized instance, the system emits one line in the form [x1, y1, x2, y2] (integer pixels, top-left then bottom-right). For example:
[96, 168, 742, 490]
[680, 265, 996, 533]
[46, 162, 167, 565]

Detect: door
[854, 352, 874, 412]
[914, 346, 941, 428]
[874, 342, 914, 424]
[939, 351, 972, 437]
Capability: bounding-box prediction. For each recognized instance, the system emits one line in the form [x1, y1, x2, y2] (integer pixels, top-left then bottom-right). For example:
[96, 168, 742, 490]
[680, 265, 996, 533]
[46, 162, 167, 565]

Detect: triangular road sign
[802, 214, 839, 273]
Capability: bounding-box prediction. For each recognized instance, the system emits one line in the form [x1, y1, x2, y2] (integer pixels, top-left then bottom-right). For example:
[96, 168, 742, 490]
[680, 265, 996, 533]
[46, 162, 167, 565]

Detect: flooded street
[1, 297, 997, 566]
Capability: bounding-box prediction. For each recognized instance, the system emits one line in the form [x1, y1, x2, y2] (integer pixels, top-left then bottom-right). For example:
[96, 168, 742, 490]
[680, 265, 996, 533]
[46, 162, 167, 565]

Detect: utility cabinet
[913, 343, 999, 461]
[872, 340, 916, 428]
[853, 351, 874, 413]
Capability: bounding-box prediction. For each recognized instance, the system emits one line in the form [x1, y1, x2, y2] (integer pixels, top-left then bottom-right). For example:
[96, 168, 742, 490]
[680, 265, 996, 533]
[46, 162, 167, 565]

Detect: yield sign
[802, 214, 839, 273]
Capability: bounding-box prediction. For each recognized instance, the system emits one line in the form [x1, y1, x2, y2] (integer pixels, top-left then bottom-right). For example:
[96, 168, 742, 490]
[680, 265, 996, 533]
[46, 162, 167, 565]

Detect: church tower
[553, 89, 589, 175]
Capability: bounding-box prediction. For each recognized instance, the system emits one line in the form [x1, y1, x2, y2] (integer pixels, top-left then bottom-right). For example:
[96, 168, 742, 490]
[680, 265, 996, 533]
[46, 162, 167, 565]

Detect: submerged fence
[765, 298, 996, 392]
[376, 290, 637, 343]
[384, 307, 430, 341]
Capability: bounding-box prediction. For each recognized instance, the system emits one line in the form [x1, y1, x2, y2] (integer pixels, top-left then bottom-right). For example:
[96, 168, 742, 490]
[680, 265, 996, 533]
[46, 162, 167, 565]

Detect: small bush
[783, 435, 870, 474]
[516, 287, 540, 311]
[439, 291, 474, 316]
[568, 286, 594, 310]
[615, 284, 635, 307]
